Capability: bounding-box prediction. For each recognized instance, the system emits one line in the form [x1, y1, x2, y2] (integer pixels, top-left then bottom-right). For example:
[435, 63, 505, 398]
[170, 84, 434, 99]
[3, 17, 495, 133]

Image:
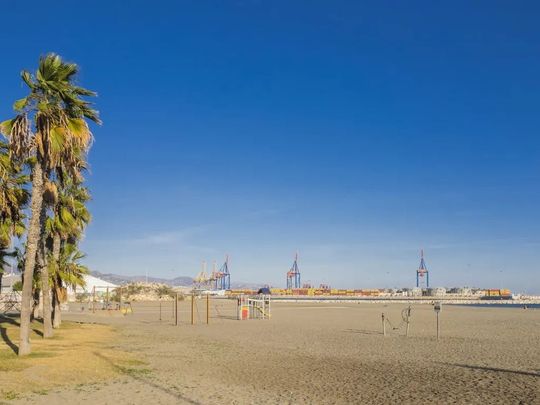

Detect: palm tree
[49, 242, 88, 326]
[0, 53, 99, 355]
[0, 141, 28, 293]
[0, 141, 29, 244]
[47, 179, 91, 327]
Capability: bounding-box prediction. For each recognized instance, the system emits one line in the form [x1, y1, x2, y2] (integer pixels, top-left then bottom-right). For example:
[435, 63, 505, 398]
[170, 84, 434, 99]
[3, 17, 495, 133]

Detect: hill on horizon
[89, 271, 264, 290]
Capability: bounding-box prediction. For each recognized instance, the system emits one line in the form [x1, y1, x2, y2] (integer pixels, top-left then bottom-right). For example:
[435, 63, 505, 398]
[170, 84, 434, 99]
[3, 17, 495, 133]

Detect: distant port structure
[416, 249, 430, 288]
[214, 255, 231, 290]
[286, 252, 301, 289]
[194, 255, 231, 290]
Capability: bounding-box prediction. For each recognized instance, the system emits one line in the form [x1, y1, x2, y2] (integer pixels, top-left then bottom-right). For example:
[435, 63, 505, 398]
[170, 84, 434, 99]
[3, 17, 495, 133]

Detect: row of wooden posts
[92, 286, 220, 325]
[171, 293, 210, 326]
[89, 288, 210, 325]
[91, 286, 120, 313]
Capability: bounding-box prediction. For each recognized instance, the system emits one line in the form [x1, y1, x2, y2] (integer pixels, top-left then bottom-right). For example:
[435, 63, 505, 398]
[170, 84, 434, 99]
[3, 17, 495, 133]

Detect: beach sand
[13, 301, 540, 404]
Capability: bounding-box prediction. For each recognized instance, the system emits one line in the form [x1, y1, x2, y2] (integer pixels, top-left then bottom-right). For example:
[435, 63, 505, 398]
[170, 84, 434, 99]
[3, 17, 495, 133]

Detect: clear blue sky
[1, 1, 539, 293]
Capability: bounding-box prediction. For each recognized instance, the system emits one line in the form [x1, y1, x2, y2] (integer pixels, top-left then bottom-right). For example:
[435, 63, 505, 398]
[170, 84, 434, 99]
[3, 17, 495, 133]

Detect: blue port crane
[215, 255, 231, 290]
[416, 249, 430, 288]
[286, 252, 301, 289]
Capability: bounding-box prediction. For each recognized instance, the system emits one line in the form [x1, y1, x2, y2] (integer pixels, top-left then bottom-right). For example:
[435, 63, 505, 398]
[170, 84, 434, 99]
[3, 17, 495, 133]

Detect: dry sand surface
[11, 300, 540, 404]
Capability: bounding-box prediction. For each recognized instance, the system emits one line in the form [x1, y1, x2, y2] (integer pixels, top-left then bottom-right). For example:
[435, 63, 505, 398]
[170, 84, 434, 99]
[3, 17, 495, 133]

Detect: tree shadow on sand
[0, 325, 18, 354]
[343, 328, 382, 335]
[440, 362, 540, 377]
[0, 315, 45, 355]
[93, 352, 201, 404]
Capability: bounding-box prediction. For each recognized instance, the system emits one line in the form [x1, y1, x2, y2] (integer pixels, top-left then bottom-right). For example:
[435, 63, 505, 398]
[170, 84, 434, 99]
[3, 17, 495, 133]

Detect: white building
[68, 274, 118, 298]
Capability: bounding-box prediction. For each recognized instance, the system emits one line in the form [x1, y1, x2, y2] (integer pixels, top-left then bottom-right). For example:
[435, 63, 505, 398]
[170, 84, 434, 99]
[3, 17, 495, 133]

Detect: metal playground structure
[381, 306, 412, 337]
[75, 286, 133, 315]
[0, 291, 21, 314]
[237, 294, 271, 320]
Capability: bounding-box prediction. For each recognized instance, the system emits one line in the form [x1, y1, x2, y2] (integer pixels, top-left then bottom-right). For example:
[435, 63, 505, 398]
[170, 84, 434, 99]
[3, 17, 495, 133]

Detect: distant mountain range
[90, 271, 194, 287]
[90, 270, 264, 289]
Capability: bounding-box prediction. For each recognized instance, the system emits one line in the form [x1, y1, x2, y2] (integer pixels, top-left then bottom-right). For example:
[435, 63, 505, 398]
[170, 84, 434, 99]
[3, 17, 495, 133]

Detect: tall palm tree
[47, 179, 91, 327]
[49, 242, 88, 326]
[0, 141, 29, 245]
[0, 141, 28, 292]
[0, 54, 99, 355]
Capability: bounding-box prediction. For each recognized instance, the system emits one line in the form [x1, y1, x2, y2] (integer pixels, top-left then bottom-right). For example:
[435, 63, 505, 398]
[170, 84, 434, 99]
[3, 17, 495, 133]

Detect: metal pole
[106, 287, 109, 309]
[159, 301, 162, 322]
[175, 293, 178, 326]
[92, 286, 96, 313]
[382, 313, 386, 337]
[206, 294, 209, 324]
[406, 306, 411, 337]
[119, 287, 123, 312]
[436, 311, 440, 340]
[191, 293, 194, 325]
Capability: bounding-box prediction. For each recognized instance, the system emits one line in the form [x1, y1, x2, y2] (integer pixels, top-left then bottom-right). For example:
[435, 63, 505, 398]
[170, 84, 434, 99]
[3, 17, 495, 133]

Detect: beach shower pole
[191, 293, 195, 325]
[434, 302, 441, 340]
[436, 311, 440, 340]
[405, 306, 411, 337]
[206, 294, 209, 324]
[174, 293, 178, 326]
[382, 313, 386, 337]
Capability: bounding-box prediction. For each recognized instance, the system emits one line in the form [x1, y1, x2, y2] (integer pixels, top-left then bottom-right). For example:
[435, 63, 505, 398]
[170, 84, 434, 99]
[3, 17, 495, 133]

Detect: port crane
[286, 252, 301, 289]
[416, 249, 430, 288]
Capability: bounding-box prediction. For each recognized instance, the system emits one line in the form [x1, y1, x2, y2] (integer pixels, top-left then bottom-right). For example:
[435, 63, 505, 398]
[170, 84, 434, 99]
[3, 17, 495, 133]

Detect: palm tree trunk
[51, 234, 62, 328]
[32, 288, 41, 319]
[52, 233, 62, 328]
[52, 286, 62, 328]
[18, 160, 45, 356]
[37, 222, 53, 337]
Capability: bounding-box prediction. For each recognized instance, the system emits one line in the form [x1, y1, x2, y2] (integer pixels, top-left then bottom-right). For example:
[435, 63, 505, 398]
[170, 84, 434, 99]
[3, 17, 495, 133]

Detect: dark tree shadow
[441, 362, 540, 377]
[344, 328, 382, 335]
[0, 315, 20, 326]
[0, 326, 18, 354]
[0, 314, 44, 338]
[216, 315, 237, 320]
[93, 352, 200, 404]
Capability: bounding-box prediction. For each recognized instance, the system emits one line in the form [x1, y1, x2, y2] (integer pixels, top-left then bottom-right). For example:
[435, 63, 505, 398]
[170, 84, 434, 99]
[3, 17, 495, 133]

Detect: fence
[68, 293, 273, 325]
[237, 295, 271, 320]
[0, 291, 21, 314]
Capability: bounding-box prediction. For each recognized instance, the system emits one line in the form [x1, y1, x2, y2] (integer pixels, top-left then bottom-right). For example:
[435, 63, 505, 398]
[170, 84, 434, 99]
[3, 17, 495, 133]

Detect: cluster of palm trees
[0, 54, 98, 355]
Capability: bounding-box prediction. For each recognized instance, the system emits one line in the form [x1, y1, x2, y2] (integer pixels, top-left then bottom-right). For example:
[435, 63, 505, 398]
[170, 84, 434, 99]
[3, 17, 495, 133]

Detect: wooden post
[382, 313, 386, 337]
[92, 286, 96, 313]
[191, 293, 195, 325]
[436, 311, 440, 340]
[206, 294, 209, 324]
[174, 293, 178, 326]
[406, 306, 411, 337]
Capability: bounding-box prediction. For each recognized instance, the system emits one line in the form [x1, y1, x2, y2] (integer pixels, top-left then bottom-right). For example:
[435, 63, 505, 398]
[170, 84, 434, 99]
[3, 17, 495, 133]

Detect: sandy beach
[9, 300, 539, 404]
